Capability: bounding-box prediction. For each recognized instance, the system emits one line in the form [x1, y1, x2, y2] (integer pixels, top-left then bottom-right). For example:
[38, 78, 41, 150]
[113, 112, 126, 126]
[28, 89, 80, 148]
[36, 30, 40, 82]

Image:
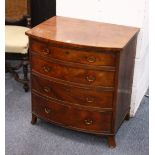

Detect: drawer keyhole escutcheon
[87, 56, 96, 63]
[86, 97, 94, 103]
[43, 66, 51, 73]
[44, 108, 51, 114]
[84, 119, 93, 125]
[42, 48, 50, 55]
[43, 86, 51, 93]
[86, 75, 96, 82]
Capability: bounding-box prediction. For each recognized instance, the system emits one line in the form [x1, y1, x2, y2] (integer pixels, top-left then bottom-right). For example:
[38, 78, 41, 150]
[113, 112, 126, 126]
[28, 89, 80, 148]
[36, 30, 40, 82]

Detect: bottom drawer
[32, 93, 112, 133]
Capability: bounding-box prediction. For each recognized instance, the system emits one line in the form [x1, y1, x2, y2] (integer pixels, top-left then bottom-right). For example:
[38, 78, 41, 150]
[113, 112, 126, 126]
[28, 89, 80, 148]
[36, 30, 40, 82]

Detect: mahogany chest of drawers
[26, 16, 139, 148]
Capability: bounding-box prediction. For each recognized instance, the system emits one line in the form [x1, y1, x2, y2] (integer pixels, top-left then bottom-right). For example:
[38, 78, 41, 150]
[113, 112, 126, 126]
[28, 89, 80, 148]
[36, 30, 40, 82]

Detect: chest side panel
[114, 35, 138, 132]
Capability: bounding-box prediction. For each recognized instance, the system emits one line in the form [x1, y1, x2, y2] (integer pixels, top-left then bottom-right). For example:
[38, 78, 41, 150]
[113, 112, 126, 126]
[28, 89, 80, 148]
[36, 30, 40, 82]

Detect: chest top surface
[26, 16, 139, 50]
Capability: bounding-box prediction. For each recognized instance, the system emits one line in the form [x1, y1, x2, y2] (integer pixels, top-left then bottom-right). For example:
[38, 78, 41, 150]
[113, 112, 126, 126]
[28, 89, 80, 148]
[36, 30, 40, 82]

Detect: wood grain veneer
[26, 16, 139, 148]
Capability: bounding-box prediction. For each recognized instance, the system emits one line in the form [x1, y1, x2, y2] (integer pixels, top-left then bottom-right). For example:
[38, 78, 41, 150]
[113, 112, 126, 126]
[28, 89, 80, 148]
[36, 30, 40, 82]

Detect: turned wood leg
[23, 62, 29, 92]
[31, 114, 37, 124]
[125, 112, 130, 121]
[107, 135, 116, 148]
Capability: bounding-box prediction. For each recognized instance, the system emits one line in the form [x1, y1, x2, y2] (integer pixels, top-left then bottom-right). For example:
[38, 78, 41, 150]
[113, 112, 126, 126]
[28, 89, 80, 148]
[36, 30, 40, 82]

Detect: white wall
[57, 0, 149, 116]
[57, 0, 145, 27]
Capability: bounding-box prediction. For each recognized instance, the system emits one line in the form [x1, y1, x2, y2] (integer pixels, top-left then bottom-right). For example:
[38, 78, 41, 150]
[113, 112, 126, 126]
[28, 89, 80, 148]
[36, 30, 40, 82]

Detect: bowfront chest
[26, 16, 139, 148]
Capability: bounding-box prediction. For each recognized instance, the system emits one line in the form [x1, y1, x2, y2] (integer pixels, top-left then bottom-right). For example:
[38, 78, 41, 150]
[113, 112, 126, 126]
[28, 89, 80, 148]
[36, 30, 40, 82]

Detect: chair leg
[23, 62, 29, 92]
[6, 59, 29, 92]
[6, 62, 20, 81]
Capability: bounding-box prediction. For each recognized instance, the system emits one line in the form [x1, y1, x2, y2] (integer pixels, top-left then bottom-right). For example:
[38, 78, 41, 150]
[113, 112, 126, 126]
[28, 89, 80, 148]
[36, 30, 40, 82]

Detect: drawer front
[30, 39, 116, 67]
[31, 55, 115, 87]
[32, 93, 112, 132]
[32, 74, 114, 109]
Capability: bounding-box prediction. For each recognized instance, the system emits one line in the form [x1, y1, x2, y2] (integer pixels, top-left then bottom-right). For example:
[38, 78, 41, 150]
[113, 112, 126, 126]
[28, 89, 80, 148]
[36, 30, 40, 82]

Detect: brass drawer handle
[84, 119, 93, 125]
[44, 108, 51, 114]
[42, 48, 50, 55]
[43, 66, 51, 73]
[86, 75, 96, 82]
[86, 97, 94, 103]
[87, 56, 96, 63]
[43, 86, 51, 93]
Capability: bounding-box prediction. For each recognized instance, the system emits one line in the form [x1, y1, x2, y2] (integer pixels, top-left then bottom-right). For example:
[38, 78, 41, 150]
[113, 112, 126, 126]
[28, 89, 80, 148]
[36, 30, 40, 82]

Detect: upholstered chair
[5, 0, 31, 92]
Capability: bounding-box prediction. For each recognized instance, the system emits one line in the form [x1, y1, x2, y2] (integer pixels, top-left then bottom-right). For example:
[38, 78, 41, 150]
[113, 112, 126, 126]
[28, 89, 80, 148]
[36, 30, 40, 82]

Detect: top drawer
[30, 39, 116, 67]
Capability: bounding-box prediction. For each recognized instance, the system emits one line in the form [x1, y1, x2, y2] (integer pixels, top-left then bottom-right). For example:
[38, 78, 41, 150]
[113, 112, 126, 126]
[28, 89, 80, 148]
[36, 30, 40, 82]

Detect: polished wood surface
[32, 93, 112, 133]
[32, 74, 114, 109]
[30, 39, 116, 66]
[26, 16, 139, 50]
[31, 54, 115, 87]
[114, 35, 138, 132]
[26, 16, 139, 148]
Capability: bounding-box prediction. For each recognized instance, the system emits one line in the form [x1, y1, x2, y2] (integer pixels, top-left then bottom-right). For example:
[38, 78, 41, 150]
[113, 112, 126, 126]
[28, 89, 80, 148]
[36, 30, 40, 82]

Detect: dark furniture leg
[23, 61, 29, 92]
[125, 112, 130, 121]
[31, 114, 37, 124]
[6, 62, 21, 81]
[107, 135, 116, 148]
[5, 53, 30, 92]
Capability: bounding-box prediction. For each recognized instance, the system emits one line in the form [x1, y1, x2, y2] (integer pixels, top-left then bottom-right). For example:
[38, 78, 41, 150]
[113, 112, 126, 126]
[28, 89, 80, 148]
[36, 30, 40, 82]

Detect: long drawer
[30, 39, 116, 67]
[32, 93, 112, 133]
[31, 54, 115, 87]
[32, 74, 114, 109]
